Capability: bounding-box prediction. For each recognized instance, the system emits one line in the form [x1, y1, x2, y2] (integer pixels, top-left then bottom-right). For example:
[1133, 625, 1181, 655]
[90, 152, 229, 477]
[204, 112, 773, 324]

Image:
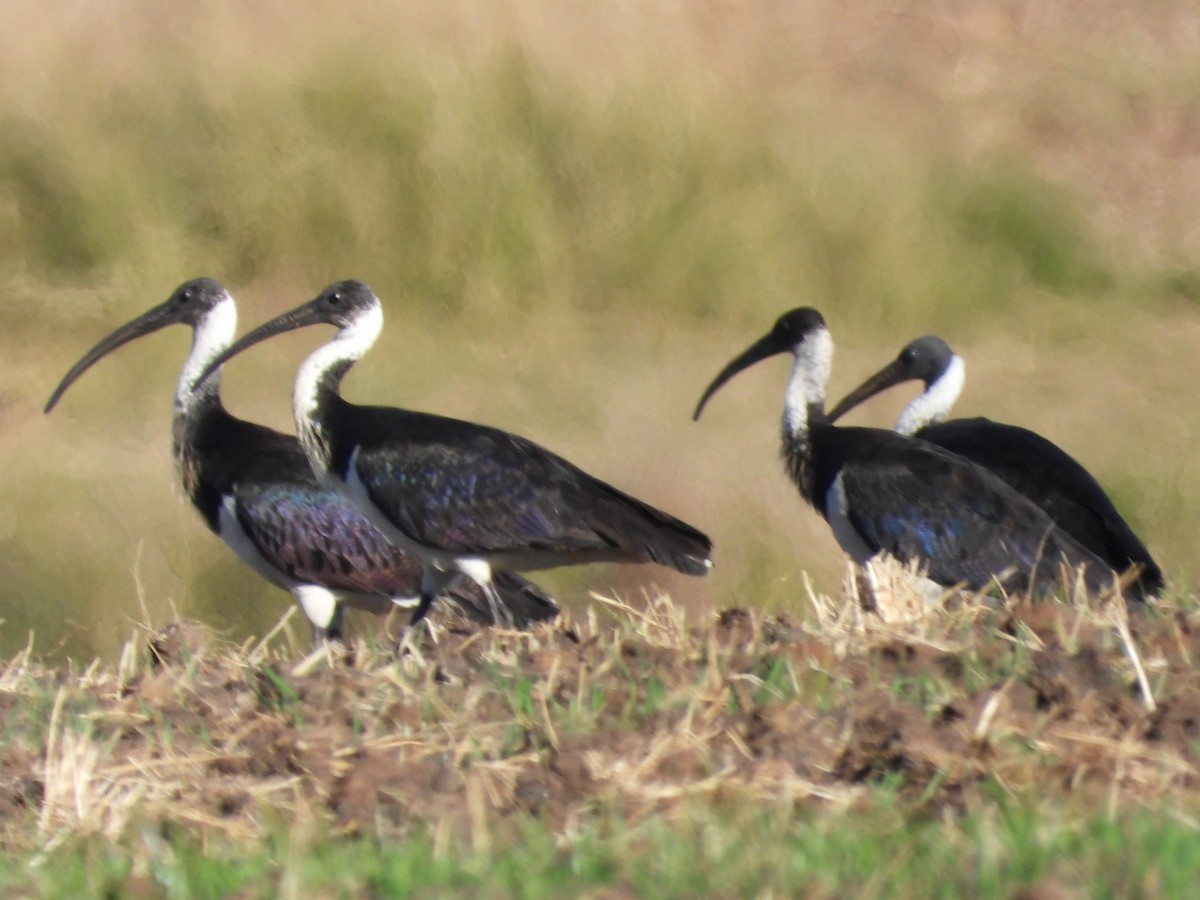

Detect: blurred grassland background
[3, 1, 1200, 660]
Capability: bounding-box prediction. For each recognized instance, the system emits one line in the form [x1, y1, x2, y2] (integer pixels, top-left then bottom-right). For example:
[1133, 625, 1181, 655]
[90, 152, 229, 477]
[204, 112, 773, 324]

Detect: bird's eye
[177, 290, 191, 305]
[328, 292, 342, 306]
[900, 347, 917, 365]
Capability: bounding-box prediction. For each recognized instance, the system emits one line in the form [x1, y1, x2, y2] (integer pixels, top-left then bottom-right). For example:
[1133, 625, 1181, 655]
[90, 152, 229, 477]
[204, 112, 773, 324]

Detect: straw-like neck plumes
[778, 327, 832, 501]
[780, 327, 832, 448]
[896, 354, 965, 436]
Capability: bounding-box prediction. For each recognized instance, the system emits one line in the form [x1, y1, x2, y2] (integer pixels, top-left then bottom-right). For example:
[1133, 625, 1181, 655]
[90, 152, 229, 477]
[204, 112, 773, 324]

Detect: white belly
[824, 472, 876, 563]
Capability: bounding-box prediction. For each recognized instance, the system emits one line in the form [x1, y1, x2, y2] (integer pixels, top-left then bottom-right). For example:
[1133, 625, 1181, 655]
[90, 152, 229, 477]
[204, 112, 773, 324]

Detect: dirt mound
[2, 589, 1197, 850]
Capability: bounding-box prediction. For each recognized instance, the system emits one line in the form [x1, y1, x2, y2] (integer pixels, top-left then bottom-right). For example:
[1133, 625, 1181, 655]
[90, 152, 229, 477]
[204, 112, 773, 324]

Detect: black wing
[339, 404, 712, 575]
[920, 418, 1161, 598]
[184, 407, 557, 625]
[815, 427, 1118, 597]
[233, 480, 557, 625]
[233, 480, 425, 595]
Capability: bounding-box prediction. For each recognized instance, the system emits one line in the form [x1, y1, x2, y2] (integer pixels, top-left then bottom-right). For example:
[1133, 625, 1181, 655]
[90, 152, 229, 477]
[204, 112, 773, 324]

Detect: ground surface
[2, 578, 1198, 895]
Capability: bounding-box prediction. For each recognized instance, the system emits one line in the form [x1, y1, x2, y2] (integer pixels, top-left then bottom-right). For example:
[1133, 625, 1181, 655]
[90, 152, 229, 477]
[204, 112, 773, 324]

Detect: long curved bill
[44, 300, 179, 414]
[824, 358, 909, 424]
[692, 328, 791, 421]
[191, 300, 327, 391]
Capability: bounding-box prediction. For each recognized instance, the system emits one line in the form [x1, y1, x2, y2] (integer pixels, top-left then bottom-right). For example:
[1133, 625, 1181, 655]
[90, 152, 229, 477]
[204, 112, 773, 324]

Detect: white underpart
[176, 294, 237, 411]
[218, 497, 341, 630]
[824, 471, 875, 563]
[292, 585, 340, 630]
[917, 576, 949, 606]
[862, 556, 948, 621]
[457, 557, 495, 590]
[896, 354, 965, 436]
[219, 496, 414, 629]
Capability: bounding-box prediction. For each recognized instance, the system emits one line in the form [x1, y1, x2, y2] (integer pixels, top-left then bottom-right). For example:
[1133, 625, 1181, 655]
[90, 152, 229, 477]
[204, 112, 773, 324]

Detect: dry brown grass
[1, 575, 1197, 858]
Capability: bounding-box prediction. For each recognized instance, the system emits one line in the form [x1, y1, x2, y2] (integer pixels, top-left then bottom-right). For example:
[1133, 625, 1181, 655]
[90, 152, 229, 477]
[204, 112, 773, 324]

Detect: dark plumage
[182, 405, 556, 623]
[340, 404, 712, 574]
[45, 279, 558, 641]
[826, 335, 1161, 600]
[193, 279, 712, 628]
[806, 425, 1118, 596]
[694, 309, 1126, 602]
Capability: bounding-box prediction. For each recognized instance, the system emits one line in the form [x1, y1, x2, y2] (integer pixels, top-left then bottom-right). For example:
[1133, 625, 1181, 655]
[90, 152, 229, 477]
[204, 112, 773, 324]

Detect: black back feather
[329, 399, 713, 575]
[915, 417, 1162, 600]
[806, 425, 1121, 598]
[178, 405, 557, 625]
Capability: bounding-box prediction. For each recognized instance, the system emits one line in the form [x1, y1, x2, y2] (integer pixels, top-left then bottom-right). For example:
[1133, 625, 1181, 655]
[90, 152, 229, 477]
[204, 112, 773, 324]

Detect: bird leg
[482, 578, 515, 630]
[853, 560, 881, 615]
[322, 604, 346, 644]
[454, 557, 514, 628]
[315, 621, 345, 646]
[395, 566, 461, 653]
[394, 595, 437, 656]
[407, 591, 437, 628]
[309, 621, 327, 646]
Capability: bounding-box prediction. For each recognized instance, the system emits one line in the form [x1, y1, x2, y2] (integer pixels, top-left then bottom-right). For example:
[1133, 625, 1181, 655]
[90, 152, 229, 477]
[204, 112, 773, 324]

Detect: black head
[44, 277, 233, 413]
[693, 307, 828, 420]
[893, 336, 954, 386]
[766, 308, 828, 348]
[826, 334, 956, 424]
[308, 280, 379, 329]
[159, 278, 231, 327]
[190, 280, 380, 389]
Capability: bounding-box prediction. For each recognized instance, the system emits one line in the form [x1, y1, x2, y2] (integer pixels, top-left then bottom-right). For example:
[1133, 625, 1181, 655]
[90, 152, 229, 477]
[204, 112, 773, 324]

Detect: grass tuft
[0, 572, 1198, 892]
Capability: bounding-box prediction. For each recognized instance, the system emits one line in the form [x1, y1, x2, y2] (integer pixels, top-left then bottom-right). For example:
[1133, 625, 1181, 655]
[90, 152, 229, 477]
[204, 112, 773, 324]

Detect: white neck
[896, 354, 965, 436]
[293, 302, 384, 426]
[782, 328, 833, 442]
[176, 296, 237, 413]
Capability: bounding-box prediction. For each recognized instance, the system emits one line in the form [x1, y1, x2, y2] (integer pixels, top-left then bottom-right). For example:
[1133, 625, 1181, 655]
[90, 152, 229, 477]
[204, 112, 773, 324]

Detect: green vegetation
[2, 802, 1194, 898]
[0, 587, 1196, 898]
[0, 48, 1127, 331]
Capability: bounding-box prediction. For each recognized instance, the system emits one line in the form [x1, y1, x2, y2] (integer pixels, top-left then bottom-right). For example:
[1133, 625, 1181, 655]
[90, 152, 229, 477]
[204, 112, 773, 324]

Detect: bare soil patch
[2, 583, 1196, 853]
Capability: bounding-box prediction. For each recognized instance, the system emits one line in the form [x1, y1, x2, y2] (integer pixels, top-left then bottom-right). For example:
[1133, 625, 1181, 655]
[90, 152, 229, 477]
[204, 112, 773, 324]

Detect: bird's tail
[445, 571, 559, 627]
[587, 482, 714, 577]
[1024, 536, 1141, 609]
